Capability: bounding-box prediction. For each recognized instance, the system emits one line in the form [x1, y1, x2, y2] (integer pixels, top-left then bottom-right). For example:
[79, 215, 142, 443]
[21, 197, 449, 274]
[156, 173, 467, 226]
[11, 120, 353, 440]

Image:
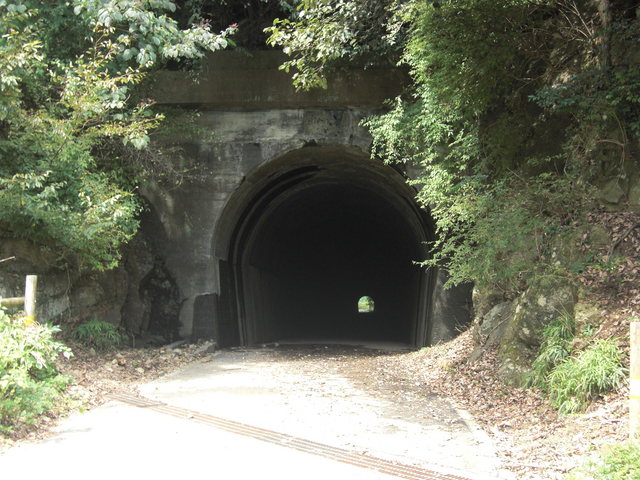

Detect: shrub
[269, 0, 639, 297]
[526, 313, 625, 414]
[0, 310, 72, 433]
[547, 339, 625, 414]
[570, 442, 640, 480]
[72, 320, 124, 351]
[0, 2, 236, 272]
[525, 313, 575, 388]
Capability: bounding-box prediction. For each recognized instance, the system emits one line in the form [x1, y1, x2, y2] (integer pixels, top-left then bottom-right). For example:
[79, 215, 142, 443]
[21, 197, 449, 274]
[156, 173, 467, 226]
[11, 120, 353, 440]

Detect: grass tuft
[72, 319, 124, 351]
[547, 339, 625, 414]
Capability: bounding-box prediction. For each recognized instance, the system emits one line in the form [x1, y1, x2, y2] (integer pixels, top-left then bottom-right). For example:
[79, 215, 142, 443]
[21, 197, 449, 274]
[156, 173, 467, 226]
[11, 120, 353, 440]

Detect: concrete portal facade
[141, 51, 471, 348]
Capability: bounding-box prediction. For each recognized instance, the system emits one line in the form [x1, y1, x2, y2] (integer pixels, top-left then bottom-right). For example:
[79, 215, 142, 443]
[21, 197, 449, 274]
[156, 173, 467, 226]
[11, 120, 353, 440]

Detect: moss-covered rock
[471, 287, 505, 325]
[0, 236, 132, 328]
[515, 278, 577, 346]
[469, 300, 516, 362]
[588, 223, 611, 249]
[549, 229, 588, 272]
[478, 301, 515, 344]
[629, 177, 640, 214]
[571, 300, 604, 350]
[497, 341, 537, 386]
[496, 277, 578, 385]
[597, 178, 626, 208]
[598, 177, 626, 205]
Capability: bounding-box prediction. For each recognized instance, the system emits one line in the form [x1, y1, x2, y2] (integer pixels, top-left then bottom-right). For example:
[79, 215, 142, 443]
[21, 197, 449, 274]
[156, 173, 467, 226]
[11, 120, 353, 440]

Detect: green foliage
[569, 442, 640, 480]
[357, 296, 375, 313]
[266, 0, 402, 89]
[183, 0, 297, 49]
[364, 0, 596, 293]
[72, 320, 124, 350]
[414, 172, 593, 292]
[532, 18, 640, 138]
[270, 0, 640, 295]
[0, 309, 72, 433]
[526, 315, 625, 414]
[73, 0, 236, 65]
[546, 339, 625, 414]
[525, 313, 575, 388]
[0, 1, 235, 271]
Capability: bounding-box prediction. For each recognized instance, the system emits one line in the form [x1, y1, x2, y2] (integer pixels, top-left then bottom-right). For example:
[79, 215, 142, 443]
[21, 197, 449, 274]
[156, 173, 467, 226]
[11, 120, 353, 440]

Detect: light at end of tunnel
[358, 296, 375, 313]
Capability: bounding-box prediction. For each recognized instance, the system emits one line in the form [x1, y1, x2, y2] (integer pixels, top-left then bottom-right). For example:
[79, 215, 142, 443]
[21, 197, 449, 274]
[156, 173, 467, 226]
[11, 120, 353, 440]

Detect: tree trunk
[595, 0, 612, 69]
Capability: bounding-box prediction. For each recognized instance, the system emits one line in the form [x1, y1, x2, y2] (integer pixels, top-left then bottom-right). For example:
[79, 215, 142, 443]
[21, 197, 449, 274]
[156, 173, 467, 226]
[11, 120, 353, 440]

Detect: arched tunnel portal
[213, 146, 437, 348]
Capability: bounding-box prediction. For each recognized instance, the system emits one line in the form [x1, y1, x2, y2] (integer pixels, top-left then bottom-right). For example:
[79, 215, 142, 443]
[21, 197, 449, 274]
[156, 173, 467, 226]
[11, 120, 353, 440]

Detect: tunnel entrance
[214, 147, 435, 348]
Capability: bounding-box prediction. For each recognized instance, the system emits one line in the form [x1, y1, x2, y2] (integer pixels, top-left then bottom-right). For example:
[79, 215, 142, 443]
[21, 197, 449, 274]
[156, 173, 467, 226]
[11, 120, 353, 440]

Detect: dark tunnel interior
[243, 182, 424, 344]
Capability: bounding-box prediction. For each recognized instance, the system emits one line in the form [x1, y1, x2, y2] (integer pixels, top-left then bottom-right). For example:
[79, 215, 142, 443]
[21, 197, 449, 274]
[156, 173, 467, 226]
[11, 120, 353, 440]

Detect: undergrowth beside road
[0, 309, 72, 435]
[526, 314, 626, 414]
[0, 333, 207, 452]
[546, 339, 626, 415]
[568, 441, 640, 480]
[71, 320, 125, 351]
[381, 325, 630, 479]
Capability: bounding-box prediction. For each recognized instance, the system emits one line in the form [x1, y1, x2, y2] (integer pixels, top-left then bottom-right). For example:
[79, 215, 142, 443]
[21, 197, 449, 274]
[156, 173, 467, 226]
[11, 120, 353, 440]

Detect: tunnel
[213, 146, 437, 348]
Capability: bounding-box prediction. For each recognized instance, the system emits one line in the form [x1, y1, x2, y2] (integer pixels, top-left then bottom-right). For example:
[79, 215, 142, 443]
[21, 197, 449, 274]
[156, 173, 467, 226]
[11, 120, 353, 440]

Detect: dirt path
[1, 343, 503, 480]
[1, 335, 628, 479]
[138, 344, 505, 479]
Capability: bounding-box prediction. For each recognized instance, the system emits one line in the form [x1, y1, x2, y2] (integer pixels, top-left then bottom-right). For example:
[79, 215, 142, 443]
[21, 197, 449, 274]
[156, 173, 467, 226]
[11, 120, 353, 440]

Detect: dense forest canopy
[1, 0, 639, 297]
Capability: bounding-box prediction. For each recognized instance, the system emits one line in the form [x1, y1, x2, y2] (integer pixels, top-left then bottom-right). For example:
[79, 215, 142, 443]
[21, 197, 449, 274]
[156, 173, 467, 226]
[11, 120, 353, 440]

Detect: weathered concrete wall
[0, 50, 472, 347]
[153, 50, 408, 109]
[136, 50, 412, 341]
[140, 51, 473, 345]
[141, 107, 376, 338]
[430, 270, 474, 344]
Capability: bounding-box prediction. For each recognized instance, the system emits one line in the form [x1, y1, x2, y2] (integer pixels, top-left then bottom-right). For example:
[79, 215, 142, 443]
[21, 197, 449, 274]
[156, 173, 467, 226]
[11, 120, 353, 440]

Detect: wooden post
[631, 321, 640, 440]
[0, 297, 25, 308]
[23, 275, 37, 323]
